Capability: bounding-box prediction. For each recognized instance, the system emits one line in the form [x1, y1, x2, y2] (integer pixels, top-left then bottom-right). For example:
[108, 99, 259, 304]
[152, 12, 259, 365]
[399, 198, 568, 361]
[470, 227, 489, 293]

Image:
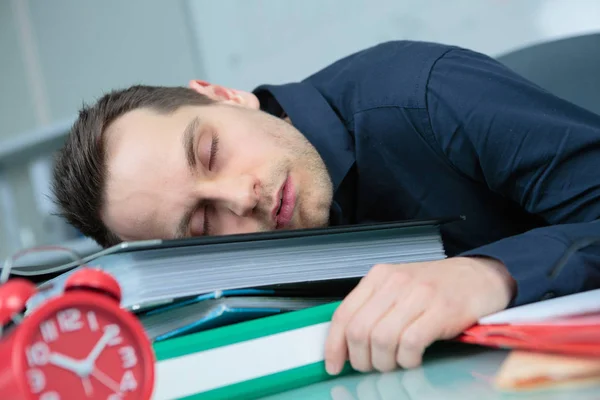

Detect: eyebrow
[176, 116, 202, 239]
[183, 116, 200, 172]
[175, 206, 197, 239]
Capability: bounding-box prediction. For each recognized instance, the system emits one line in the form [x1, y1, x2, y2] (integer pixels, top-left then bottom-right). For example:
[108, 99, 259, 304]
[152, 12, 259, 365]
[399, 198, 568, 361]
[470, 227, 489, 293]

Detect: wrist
[461, 256, 517, 310]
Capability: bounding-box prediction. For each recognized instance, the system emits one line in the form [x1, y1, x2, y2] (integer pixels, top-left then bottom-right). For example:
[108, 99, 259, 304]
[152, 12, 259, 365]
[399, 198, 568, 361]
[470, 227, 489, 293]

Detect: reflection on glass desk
[262, 343, 600, 400]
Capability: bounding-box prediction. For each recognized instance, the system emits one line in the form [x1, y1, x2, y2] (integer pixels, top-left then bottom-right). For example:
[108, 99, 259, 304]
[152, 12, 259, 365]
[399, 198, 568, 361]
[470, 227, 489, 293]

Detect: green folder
[152, 301, 354, 399]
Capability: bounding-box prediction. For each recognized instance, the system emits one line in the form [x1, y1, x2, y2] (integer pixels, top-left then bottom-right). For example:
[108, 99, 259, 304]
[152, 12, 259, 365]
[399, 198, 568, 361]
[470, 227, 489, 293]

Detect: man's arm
[426, 47, 600, 305]
[324, 44, 600, 376]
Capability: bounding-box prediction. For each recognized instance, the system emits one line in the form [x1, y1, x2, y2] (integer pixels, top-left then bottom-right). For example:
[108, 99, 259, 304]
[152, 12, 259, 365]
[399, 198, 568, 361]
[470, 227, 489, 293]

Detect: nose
[197, 174, 260, 216]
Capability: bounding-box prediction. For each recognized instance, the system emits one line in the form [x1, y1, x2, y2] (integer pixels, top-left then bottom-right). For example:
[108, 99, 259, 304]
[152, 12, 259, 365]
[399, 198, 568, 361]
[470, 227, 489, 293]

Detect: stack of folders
[28, 218, 450, 319]
[139, 290, 338, 342]
[458, 288, 600, 357]
[24, 218, 454, 398]
[458, 288, 600, 391]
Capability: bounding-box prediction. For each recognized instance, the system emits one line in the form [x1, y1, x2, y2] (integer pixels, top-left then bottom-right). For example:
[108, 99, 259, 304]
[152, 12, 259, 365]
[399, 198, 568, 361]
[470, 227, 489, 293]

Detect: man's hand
[324, 256, 516, 375]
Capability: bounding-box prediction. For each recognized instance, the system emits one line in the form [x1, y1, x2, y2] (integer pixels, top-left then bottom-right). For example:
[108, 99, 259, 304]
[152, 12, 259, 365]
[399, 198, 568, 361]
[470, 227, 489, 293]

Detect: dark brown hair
[52, 85, 214, 248]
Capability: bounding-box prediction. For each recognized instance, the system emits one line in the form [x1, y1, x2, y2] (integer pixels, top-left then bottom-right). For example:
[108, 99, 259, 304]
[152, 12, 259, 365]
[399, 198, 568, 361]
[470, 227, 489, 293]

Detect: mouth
[273, 176, 295, 229]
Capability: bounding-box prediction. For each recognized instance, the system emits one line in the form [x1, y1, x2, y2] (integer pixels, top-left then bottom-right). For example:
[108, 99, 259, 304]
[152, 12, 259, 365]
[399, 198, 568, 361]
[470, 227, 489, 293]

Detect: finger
[325, 265, 390, 375]
[355, 374, 382, 400]
[330, 385, 357, 400]
[346, 271, 411, 372]
[374, 373, 411, 400]
[396, 306, 445, 369]
[369, 283, 431, 372]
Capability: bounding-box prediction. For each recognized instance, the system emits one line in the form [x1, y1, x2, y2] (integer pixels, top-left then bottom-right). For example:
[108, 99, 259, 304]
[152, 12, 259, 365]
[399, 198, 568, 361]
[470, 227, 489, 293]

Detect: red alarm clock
[0, 268, 155, 400]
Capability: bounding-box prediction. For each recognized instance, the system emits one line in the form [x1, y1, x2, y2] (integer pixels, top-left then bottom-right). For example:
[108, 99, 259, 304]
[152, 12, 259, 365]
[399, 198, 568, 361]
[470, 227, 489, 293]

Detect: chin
[296, 218, 328, 230]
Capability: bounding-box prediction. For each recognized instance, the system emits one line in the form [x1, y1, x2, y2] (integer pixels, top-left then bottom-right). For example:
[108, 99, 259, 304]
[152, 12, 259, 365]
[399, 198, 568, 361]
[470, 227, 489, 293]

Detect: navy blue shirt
[254, 40, 600, 307]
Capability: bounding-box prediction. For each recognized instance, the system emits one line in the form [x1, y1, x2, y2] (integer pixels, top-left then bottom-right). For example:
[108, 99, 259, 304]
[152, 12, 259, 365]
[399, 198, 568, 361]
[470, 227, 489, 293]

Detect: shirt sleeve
[425, 47, 600, 306]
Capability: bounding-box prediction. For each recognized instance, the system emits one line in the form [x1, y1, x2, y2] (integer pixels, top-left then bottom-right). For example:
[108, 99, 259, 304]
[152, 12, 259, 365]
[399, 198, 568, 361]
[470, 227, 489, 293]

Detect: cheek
[189, 210, 205, 236]
[213, 211, 264, 235]
[224, 135, 278, 169]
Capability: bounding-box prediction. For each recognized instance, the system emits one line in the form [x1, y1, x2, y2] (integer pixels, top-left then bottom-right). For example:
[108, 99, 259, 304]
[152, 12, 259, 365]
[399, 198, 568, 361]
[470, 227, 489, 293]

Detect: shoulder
[303, 40, 459, 116]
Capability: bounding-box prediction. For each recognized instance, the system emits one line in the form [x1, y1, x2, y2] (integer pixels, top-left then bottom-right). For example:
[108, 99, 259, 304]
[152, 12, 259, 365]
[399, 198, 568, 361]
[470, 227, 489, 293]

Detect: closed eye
[208, 133, 220, 171]
[203, 204, 213, 235]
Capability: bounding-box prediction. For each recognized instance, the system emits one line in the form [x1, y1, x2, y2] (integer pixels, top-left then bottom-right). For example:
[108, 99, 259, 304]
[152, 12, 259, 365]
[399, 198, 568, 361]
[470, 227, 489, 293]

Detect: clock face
[20, 304, 148, 400]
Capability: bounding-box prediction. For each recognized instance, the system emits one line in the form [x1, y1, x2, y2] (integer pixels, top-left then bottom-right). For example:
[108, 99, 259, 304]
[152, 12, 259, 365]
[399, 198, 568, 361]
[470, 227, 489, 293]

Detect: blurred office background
[1, 0, 600, 262]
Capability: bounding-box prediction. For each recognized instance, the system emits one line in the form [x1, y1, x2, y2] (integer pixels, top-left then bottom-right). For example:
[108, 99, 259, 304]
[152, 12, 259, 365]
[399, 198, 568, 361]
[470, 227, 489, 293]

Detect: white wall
[1, 0, 200, 140]
[187, 0, 600, 91]
[0, 1, 38, 138]
[4, 0, 600, 139]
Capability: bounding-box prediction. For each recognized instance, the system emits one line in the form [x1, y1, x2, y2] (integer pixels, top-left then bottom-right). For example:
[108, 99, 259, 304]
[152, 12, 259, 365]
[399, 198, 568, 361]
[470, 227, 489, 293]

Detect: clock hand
[91, 366, 121, 394]
[82, 325, 119, 371]
[48, 352, 88, 377]
[82, 377, 93, 397]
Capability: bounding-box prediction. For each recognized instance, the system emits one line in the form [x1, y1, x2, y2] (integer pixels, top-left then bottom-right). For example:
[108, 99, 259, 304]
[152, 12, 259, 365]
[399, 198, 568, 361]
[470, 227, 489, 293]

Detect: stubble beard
[282, 133, 333, 230]
[256, 109, 334, 231]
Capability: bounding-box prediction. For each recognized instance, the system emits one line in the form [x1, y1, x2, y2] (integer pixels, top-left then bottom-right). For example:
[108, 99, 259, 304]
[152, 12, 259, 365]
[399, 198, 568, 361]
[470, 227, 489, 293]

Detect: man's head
[52, 80, 333, 248]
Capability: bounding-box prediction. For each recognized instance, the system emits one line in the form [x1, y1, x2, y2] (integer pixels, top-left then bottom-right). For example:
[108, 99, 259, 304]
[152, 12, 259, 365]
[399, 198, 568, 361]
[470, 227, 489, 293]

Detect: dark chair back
[496, 33, 600, 116]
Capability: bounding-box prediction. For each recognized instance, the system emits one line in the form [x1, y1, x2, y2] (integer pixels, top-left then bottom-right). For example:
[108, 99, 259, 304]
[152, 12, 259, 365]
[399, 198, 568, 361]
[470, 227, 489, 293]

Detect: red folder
[454, 289, 600, 357]
[456, 316, 600, 357]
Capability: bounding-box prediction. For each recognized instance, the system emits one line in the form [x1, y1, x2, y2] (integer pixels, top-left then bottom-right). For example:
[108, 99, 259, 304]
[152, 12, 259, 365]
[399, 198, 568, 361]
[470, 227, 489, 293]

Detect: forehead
[102, 107, 199, 240]
[105, 106, 197, 151]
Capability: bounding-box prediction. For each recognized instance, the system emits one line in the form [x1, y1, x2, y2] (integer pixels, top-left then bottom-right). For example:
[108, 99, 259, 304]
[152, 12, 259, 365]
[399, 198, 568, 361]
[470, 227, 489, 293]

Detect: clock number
[87, 311, 99, 331]
[40, 320, 59, 342]
[120, 370, 138, 392]
[26, 368, 45, 393]
[118, 346, 138, 368]
[104, 324, 122, 346]
[25, 342, 50, 366]
[57, 308, 83, 332]
[40, 391, 60, 400]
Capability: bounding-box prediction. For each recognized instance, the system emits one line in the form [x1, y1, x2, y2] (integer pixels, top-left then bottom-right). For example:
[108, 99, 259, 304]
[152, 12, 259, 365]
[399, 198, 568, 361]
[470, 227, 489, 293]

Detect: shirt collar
[253, 82, 355, 193]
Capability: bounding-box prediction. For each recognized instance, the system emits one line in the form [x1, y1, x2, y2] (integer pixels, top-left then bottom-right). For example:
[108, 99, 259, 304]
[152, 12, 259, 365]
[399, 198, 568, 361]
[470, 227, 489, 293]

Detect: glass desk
[262, 343, 600, 400]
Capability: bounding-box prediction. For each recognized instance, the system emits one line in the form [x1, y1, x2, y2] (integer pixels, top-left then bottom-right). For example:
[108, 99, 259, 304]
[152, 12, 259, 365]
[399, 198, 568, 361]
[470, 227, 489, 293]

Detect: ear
[188, 80, 260, 110]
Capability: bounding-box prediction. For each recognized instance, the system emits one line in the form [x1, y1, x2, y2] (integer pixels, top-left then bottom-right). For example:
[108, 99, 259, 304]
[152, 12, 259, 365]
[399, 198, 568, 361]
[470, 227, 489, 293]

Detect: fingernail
[326, 361, 340, 375]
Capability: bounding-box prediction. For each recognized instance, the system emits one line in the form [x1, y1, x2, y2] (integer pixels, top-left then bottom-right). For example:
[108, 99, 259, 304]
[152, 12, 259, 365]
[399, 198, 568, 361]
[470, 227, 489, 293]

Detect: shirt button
[541, 291, 556, 300]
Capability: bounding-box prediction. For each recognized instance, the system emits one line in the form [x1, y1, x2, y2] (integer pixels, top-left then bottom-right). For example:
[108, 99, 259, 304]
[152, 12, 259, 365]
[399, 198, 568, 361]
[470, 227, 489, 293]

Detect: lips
[275, 192, 284, 215]
[273, 176, 295, 229]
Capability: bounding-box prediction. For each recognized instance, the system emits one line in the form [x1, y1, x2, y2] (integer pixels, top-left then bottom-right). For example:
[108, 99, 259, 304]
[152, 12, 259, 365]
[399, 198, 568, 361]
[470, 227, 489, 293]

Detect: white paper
[478, 288, 600, 325]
